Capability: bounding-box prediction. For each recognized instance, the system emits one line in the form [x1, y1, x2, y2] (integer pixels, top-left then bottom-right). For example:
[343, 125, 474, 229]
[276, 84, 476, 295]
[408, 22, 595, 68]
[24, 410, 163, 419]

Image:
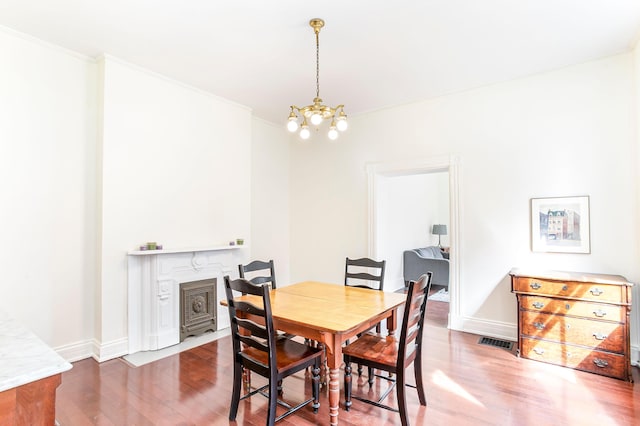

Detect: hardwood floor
[56, 302, 639, 426]
[424, 285, 449, 328]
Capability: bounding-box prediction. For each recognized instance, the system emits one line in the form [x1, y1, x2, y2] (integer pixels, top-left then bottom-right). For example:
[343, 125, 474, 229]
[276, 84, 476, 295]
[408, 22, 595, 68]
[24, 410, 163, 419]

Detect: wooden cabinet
[510, 268, 633, 381]
[0, 374, 62, 425]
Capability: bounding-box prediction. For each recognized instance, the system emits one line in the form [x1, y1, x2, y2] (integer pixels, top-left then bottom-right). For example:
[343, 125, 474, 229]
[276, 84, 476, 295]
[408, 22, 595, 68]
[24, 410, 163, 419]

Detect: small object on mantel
[139, 245, 147, 251]
[146, 242, 157, 250]
[236, 238, 244, 245]
[229, 241, 236, 246]
[156, 244, 163, 250]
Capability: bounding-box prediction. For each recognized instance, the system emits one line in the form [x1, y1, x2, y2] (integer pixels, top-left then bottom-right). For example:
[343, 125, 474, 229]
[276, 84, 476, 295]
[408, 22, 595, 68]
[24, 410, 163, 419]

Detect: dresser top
[0, 310, 72, 392]
[509, 268, 633, 286]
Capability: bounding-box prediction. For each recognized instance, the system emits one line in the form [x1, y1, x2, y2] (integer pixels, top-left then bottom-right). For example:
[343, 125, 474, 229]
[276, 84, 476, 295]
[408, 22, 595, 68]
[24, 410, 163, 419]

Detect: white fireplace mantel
[127, 245, 246, 354]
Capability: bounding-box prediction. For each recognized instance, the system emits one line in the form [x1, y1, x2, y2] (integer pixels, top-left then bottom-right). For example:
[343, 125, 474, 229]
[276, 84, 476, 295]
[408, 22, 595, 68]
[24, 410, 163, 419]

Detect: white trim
[100, 54, 252, 112]
[92, 337, 129, 362]
[367, 155, 462, 330]
[0, 24, 94, 62]
[54, 339, 95, 363]
[458, 317, 518, 342]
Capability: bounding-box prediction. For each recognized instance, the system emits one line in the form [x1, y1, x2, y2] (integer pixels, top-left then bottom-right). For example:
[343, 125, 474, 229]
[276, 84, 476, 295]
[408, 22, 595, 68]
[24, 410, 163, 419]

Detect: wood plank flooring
[55, 296, 639, 425]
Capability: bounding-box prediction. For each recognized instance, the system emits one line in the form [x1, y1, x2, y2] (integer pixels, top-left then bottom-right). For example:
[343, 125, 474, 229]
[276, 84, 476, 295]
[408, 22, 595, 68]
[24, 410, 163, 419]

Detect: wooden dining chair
[344, 257, 386, 291]
[344, 257, 387, 380]
[343, 272, 433, 426]
[239, 259, 277, 289]
[239, 259, 299, 342]
[224, 276, 323, 426]
[344, 256, 386, 333]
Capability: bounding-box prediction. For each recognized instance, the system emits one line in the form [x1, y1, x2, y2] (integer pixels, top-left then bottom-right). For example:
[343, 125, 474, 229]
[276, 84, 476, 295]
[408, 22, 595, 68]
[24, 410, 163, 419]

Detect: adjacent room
[1, 1, 640, 425]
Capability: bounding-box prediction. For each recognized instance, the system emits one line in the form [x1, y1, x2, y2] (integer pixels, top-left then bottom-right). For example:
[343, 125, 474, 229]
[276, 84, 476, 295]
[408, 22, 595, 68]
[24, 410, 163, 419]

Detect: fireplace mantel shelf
[128, 244, 246, 256]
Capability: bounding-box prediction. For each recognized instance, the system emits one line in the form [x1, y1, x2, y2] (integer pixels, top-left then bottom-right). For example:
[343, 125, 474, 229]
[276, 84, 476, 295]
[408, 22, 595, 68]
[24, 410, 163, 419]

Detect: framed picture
[531, 196, 590, 253]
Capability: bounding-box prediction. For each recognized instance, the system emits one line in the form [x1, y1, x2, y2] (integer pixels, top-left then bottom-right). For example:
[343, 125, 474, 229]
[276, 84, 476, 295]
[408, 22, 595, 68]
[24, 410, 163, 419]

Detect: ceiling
[1, 1, 640, 125]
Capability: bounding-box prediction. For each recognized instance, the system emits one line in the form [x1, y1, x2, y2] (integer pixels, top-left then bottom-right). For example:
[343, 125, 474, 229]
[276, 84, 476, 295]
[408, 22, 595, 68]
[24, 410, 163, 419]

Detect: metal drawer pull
[533, 347, 545, 355]
[530, 282, 541, 290]
[532, 302, 544, 309]
[593, 358, 609, 368]
[590, 287, 603, 296]
[593, 332, 608, 341]
[562, 285, 568, 291]
[533, 322, 545, 330]
[593, 309, 607, 318]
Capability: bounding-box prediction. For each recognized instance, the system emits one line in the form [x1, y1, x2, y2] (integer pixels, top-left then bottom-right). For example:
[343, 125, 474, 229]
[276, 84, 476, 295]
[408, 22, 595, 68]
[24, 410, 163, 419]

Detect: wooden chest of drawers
[510, 268, 633, 381]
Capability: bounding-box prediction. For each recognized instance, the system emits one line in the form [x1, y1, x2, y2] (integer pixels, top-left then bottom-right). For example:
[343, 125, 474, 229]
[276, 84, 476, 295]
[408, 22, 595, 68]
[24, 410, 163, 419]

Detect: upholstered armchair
[403, 246, 449, 288]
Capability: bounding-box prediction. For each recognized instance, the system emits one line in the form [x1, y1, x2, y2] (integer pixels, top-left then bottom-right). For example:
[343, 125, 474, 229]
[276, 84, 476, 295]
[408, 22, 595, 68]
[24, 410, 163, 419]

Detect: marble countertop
[0, 310, 72, 393]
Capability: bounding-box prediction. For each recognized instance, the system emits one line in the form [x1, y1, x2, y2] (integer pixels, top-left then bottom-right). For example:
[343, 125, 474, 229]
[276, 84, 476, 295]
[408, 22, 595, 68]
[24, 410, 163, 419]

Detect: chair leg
[367, 367, 374, 387]
[414, 352, 427, 406]
[344, 361, 352, 411]
[312, 361, 320, 413]
[396, 369, 409, 426]
[242, 365, 251, 391]
[267, 376, 278, 426]
[229, 362, 242, 420]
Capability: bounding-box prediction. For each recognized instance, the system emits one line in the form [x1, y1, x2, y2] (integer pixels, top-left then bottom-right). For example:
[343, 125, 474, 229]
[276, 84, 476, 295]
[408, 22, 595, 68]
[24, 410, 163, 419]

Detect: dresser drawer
[519, 295, 626, 322]
[513, 277, 626, 304]
[520, 311, 625, 353]
[520, 338, 627, 380]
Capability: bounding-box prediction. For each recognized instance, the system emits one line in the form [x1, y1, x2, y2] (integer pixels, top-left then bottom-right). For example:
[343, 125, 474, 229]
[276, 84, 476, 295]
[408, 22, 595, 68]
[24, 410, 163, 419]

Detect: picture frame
[530, 196, 590, 253]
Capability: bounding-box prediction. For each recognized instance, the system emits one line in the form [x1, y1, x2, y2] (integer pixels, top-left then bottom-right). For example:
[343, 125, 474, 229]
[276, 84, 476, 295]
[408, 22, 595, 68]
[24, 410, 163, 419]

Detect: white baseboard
[450, 314, 518, 342]
[92, 337, 129, 362]
[54, 337, 129, 363]
[54, 339, 95, 362]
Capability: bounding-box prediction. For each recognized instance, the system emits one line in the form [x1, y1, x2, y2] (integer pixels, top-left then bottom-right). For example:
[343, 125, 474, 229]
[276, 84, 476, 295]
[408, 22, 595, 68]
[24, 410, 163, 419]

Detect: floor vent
[478, 336, 514, 351]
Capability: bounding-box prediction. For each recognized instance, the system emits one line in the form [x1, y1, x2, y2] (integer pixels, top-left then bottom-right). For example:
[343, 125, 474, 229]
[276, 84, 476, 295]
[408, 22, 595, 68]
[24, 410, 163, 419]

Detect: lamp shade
[432, 224, 447, 236]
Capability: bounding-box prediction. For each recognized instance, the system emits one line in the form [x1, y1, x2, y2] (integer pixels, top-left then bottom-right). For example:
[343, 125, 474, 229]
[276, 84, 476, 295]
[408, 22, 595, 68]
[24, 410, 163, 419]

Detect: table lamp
[432, 224, 447, 248]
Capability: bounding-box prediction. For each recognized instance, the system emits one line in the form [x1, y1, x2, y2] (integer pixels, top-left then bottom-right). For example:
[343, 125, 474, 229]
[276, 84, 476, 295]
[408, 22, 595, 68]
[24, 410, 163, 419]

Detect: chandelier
[286, 18, 348, 140]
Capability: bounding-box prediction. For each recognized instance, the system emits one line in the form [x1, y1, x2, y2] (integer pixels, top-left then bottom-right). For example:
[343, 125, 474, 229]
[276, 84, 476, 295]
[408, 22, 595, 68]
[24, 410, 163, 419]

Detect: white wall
[97, 57, 252, 359]
[377, 172, 449, 290]
[0, 28, 97, 355]
[250, 119, 291, 286]
[290, 53, 639, 345]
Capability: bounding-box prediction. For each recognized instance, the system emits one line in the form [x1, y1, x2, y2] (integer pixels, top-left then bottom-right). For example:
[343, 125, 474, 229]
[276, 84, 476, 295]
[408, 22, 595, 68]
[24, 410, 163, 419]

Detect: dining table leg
[323, 333, 341, 425]
[387, 308, 398, 336]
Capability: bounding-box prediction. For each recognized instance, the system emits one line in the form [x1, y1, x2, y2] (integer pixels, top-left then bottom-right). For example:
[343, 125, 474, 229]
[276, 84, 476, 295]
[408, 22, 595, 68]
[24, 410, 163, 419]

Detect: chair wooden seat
[243, 338, 324, 374]
[342, 334, 400, 370]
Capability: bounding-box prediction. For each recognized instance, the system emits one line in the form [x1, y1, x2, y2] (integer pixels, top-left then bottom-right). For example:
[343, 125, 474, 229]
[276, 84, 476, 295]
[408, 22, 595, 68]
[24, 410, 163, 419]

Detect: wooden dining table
[225, 280, 407, 425]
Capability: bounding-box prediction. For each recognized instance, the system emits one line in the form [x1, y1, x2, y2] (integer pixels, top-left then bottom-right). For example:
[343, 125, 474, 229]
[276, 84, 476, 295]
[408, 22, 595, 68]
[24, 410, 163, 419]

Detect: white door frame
[367, 155, 461, 330]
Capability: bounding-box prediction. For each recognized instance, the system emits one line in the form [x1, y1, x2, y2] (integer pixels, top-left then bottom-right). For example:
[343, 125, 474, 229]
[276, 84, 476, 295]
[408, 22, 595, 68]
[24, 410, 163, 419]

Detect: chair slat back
[344, 257, 386, 291]
[398, 272, 432, 368]
[224, 276, 276, 375]
[239, 259, 277, 289]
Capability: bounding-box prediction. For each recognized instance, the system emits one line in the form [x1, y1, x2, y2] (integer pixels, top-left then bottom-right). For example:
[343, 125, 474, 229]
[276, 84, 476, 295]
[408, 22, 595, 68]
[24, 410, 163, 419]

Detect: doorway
[366, 156, 460, 329]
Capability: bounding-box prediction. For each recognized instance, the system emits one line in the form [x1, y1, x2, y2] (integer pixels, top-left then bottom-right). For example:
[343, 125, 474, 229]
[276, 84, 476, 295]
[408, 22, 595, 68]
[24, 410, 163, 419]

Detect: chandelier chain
[315, 28, 320, 99]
